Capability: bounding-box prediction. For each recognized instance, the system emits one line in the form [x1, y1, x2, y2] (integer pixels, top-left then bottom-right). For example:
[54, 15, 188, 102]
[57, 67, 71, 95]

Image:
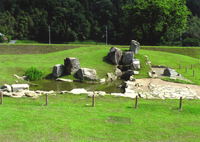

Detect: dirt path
[134, 78, 200, 96]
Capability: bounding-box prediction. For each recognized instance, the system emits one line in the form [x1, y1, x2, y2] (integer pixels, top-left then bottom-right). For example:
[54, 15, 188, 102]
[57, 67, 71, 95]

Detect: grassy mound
[0, 45, 151, 85]
[0, 44, 200, 85]
[140, 46, 200, 59]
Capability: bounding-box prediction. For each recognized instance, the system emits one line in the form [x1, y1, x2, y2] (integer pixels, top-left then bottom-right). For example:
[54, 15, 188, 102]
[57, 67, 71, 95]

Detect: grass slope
[140, 46, 200, 59]
[0, 45, 150, 85]
[0, 94, 200, 141]
[140, 49, 200, 85]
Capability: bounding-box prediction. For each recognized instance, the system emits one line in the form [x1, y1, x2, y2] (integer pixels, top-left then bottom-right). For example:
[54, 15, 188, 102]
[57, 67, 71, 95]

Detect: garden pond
[30, 79, 125, 93]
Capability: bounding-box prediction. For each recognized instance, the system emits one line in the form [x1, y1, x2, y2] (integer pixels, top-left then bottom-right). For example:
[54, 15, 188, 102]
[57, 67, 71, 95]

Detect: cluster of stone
[0, 84, 55, 98]
[52, 57, 99, 81]
[142, 84, 199, 100]
[119, 81, 199, 100]
[106, 40, 141, 81]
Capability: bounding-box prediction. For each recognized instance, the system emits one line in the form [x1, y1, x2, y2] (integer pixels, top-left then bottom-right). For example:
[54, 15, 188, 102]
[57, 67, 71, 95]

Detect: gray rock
[16, 92, 25, 97]
[107, 73, 117, 82]
[107, 47, 122, 65]
[130, 40, 140, 54]
[69, 88, 88, 94]
[130, 59, 140, 70]
[64, 57, 80, 74]
[24, 91, 36, 97]
[60, 91, 69, 94]
[99, 91, 106, 96]
[1, 92, 12, 97]
[164, 68, 178, 77]
[115, 68, 123, 77]
[121, 70, 139, 80]
[52, 64, 64, 78]
[11, 84, 29, 92]
[77, 68, 99, 80]
[122, 51, 134, 65]
[88, 93, 99, 98]
[1, 84, 12, 92]
[99, 78, 106, 83]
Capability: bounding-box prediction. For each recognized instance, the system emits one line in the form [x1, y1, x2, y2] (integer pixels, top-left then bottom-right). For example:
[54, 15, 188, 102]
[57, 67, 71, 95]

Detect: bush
[182, 37, 200, 47]
[25, 67, 43, 81]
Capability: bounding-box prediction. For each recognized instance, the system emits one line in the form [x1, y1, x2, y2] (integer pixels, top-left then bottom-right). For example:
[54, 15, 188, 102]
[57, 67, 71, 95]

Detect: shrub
[25, 67, 43, 81]
[182, 37, 200, 47]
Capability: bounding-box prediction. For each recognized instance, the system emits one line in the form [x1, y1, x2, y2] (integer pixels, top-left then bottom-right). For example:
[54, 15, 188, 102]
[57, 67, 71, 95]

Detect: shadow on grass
[102, 56, 114, 65]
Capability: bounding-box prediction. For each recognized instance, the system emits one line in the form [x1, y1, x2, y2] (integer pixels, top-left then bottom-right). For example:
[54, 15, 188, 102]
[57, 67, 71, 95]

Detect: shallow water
[30, 79, 125, 93]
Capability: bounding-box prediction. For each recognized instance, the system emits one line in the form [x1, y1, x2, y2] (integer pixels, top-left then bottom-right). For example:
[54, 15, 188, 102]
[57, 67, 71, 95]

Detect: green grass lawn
[0, 94, 200, 141]
[1, 44, 200, 141]
[0, 44, 151, 85]
[139, 50, 200, 85]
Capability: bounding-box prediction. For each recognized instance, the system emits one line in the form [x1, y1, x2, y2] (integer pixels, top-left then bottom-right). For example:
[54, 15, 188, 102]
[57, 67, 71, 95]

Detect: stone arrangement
[0, 84, 54, 98]
[106, 40, 141, 81]
[5, 40, 198, 100]
[119, 81, 199, 100]
[130, 40, 140, 54]
[52, 57, 99, 81]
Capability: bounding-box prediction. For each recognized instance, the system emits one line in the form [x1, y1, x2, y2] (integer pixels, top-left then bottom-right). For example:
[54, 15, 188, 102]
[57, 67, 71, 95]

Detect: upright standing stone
[130, 40, 140, 54]
[122, 51, 134, 65]
[52, 64, 64, 77]
[107, 47, 122, 65]
[64, 57, 80, 74]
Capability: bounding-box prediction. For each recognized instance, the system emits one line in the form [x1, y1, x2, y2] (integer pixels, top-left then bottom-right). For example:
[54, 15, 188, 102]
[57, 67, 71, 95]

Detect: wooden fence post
[135, 95, 138, 109]
[179, 64, 181, 69]
[179, 97, 182, 110]
[92, 93, 95, 107]
[191, 64, 193, 70]
[0, 92, 3, 105]
[185, 67, 187, 73]
[46, 93, 48, 106]
[193, 70, 195, 77]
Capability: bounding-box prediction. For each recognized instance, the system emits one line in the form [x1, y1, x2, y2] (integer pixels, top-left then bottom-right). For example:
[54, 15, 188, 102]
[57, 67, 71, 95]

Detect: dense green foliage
[25, 67, 43, 81]
[0, 0, 199, 45]
[122, 0, 190, 45]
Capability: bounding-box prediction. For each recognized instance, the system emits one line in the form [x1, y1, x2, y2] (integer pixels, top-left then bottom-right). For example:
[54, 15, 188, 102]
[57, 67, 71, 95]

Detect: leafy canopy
[123, 0, 190, 45]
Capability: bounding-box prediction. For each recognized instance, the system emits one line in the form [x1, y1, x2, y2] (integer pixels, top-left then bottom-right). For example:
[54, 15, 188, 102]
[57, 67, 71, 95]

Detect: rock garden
[1, 40, 200, 100]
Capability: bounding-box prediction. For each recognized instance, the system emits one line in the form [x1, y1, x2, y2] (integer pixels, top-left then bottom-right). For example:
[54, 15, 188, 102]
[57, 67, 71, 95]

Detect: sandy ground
[133, 78, 200, 96]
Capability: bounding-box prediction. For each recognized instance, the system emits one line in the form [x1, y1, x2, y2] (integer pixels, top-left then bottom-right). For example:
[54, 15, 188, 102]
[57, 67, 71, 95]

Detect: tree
[122, 0, 190, 45]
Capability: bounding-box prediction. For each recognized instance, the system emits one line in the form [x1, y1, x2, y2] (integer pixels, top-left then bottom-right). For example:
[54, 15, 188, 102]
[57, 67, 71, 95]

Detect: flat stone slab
[69, 88, 88, 94]
[11, 84, 29, 92]
[56, 78, 73, 82]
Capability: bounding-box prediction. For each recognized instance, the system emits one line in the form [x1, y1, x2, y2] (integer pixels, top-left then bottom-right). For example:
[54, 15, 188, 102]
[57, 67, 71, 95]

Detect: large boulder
[64, 57, 80, 74]
[52, 64, 64, 77]
[130, 40, 140, 54]
[164, 68, 178, 77]
[115, 68, 123, 77]
[77, 68, 99, 80]
[11, 84, 29, 92]
[0, 84, 12, 92]
[122, 51, 134, 65]
[107, 47, 122, 65]
[130, 59, 140, 70]
[121, 70, 139, 80]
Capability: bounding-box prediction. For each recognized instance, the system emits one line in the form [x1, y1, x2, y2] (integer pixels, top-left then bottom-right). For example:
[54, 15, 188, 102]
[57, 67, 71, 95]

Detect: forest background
[0, 0, 200, 46]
